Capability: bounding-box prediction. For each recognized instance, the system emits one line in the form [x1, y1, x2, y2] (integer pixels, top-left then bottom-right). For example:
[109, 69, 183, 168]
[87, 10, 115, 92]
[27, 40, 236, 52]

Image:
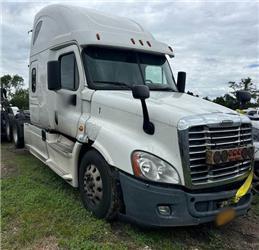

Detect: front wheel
[79, 150, 120, 220]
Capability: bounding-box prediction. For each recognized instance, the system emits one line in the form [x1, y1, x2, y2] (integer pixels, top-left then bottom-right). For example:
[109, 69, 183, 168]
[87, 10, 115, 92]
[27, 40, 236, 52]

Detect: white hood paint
[92, 90, 238, 127]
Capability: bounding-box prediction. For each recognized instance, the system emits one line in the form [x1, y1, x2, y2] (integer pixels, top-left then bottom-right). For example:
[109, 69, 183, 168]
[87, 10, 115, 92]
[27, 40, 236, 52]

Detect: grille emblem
[220, 120, 233, 127]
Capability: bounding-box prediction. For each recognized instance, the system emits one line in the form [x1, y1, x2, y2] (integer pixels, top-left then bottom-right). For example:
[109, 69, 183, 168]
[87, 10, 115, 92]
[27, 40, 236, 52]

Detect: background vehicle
[7, 4, 254, 227]
[1, 88, 20, 142]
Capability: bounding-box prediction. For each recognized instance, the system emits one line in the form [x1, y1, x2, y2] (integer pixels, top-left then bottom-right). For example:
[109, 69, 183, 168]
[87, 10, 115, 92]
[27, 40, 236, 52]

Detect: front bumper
[119, 172, 252, 227]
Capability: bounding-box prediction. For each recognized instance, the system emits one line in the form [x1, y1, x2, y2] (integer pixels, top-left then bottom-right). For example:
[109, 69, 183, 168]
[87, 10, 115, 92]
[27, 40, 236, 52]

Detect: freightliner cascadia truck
[11, 4, 255, 227]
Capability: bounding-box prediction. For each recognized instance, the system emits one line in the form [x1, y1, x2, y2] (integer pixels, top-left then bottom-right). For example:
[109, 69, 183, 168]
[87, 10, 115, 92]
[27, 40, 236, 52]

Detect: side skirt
[24, 123, 82, 187]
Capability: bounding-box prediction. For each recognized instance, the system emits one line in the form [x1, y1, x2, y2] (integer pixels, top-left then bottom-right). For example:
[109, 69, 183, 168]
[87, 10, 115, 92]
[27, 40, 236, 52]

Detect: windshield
[83, 46, 177, 91]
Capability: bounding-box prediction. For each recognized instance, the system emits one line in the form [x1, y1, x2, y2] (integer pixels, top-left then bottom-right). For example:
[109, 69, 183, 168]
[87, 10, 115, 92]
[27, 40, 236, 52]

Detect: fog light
[158, 205, 171, 216]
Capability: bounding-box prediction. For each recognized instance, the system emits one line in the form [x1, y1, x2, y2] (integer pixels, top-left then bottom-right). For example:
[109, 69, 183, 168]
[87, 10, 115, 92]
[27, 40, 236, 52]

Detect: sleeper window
[33, 21, 42, 45]
[31, 68, 36, 92]
[60, 53, 79, 91]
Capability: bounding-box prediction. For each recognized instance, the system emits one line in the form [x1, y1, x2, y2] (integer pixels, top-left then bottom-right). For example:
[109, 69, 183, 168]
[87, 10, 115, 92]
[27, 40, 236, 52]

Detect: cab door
[53, 45, 83, 138]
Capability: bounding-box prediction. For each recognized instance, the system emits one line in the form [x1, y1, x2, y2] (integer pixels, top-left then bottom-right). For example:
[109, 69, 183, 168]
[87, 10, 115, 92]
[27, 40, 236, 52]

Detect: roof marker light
[168, 46, 173, 52]
[96, 33, 100, 40]
[131, 38, 135, 44]
[147, 41, 151, 47]
[139, 40, 144, 46]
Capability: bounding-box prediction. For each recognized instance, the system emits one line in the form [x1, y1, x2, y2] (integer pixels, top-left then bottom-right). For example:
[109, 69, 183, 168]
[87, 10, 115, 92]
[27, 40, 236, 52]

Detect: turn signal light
[213, 151, 221, 164]
[132, 152, 142, 177]
[206, 146, 254, 165]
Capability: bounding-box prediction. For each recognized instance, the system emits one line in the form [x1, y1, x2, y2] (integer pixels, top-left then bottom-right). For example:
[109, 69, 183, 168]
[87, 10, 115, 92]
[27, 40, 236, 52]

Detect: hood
[92, 90, 239, 127]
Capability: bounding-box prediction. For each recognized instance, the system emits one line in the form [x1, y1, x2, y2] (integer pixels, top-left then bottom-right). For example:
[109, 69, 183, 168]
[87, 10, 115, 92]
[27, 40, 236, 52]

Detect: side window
[145, 66, 167, 85]
[31, 68, 36, 92]
[33, 21, 42, 45]
[60, 53, 79, 91]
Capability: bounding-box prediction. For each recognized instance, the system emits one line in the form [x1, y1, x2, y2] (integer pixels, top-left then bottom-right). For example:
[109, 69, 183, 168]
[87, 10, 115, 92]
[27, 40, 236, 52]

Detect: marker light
[132, 151, 180, 184]
[147, 41, 151, 47]
[213, 151, 221, 164]
[131, 38, 135, 44]
[221, 150, 228, 162]
[247, 147, 254, 159]
[241, 148, 248, 159]
[139, 40, 144, 46]
[96, 33, 100, 40]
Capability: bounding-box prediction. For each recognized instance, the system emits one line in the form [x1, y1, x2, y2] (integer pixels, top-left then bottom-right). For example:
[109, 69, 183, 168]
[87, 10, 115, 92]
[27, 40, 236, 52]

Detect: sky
[0, 0, 259, 99]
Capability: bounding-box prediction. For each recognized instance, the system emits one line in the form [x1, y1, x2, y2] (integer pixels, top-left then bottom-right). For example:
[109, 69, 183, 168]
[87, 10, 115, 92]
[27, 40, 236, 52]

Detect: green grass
[1, 143, 259, 250]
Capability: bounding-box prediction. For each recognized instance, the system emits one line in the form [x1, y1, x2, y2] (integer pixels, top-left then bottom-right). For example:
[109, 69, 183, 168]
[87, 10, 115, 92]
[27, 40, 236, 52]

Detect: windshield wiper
[93, 81, 175, 92]
[93, 81, 132, 89]
[149, 86, 175, 91]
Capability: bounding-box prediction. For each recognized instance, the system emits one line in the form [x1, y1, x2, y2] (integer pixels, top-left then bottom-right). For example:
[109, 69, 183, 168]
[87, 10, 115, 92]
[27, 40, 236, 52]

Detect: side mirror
[132, 85, 154, 135]
[132, 85, 150, 99]
[47, 61, 61, 90]
[236, 90, 251, 104]
[177, 71, 186, 93]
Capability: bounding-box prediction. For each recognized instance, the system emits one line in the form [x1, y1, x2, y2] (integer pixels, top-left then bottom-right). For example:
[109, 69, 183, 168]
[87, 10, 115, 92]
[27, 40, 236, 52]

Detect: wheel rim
[83, 164, 103, 206]
[13, 126, 18, 144]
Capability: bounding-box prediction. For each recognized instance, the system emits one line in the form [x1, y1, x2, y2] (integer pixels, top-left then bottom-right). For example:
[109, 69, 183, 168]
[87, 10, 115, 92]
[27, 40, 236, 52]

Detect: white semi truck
[11, 4, 255, 226]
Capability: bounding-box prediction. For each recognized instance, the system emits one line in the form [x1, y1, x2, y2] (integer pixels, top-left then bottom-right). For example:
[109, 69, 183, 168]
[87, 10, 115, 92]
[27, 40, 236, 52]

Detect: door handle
[54, 111, 58, 125]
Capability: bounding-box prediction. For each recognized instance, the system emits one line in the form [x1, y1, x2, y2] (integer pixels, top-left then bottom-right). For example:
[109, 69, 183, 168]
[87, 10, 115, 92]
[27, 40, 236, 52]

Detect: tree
[203, 96, 211, 101]
[213, 94, 239, 110]
[229, 77, 257, 101]
[1, 74, 29, 110]
[1, 74, 24, 96]
[187, 91, 199, 97]
[10, 88, 29, 110]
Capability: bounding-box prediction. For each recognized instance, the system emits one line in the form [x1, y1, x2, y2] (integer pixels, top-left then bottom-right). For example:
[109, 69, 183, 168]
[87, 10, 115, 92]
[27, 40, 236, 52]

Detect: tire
[79, 149, 120, 220]
[12, 119, 24, 148]
[5, 116, 12, 142]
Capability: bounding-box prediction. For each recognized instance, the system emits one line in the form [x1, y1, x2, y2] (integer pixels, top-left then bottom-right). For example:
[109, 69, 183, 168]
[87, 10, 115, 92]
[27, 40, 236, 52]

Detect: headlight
[253, 127, 259, 142]
[131, 151, 180, 184]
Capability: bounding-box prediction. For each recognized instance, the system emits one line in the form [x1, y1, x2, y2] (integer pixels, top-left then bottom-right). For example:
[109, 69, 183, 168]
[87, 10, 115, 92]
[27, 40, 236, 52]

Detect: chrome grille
[188, 123, 253, 185]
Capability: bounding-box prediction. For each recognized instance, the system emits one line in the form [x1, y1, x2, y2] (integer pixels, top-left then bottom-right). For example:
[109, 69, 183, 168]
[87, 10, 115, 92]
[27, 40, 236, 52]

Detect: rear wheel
[79, 150, 120, 220]
[5, 116, 12, 142]
[12, 120, 24, 148]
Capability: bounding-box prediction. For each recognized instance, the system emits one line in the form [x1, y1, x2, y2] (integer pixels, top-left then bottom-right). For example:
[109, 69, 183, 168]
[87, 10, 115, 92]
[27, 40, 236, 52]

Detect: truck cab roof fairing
[30, 4, 174, 57]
